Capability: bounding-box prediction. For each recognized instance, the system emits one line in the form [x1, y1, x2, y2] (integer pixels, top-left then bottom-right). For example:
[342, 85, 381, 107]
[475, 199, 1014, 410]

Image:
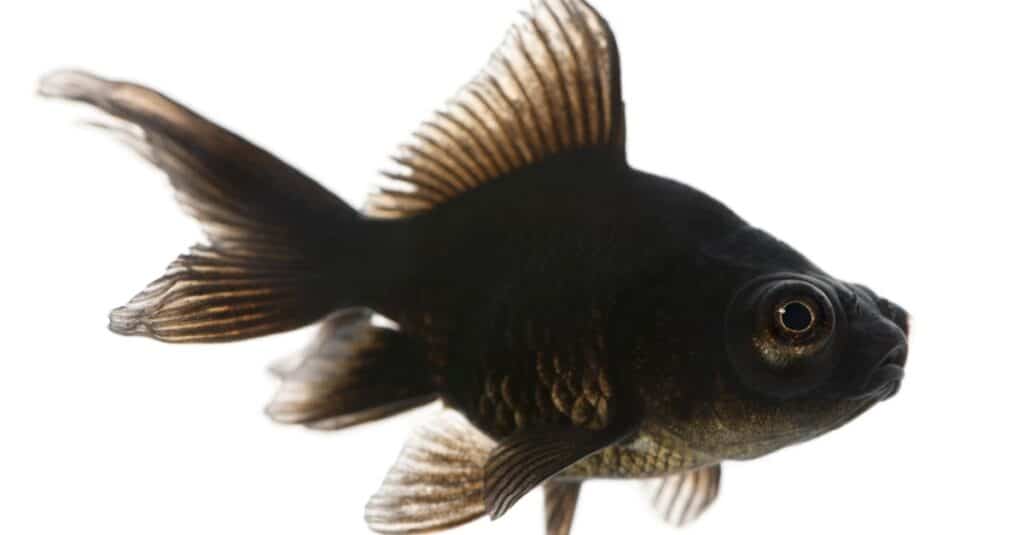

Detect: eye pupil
[779, 301, 814, 333]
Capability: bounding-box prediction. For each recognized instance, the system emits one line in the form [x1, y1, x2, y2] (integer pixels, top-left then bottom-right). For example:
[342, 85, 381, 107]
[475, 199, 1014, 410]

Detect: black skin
[353, 151, 909, 469]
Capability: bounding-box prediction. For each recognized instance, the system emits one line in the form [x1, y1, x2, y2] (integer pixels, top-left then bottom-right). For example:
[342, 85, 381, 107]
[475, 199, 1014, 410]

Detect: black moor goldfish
[39, 0, 909, 533]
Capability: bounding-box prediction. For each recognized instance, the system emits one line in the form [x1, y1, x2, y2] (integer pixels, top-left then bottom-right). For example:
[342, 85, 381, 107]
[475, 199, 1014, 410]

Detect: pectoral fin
[485, 424, 634, 519]
[544, 480, 582, 535]
[650, 465, 722, 528]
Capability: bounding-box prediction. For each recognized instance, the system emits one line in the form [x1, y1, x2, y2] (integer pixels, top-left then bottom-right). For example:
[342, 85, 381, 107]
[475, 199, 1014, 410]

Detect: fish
[38, 0, 910, 533]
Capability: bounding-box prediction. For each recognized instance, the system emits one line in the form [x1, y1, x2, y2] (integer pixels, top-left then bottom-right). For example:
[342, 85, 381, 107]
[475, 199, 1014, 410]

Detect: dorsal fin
[366, 0, 626, 218]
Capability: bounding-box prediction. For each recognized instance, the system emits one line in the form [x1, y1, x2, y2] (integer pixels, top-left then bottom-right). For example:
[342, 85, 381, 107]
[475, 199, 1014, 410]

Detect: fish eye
[725, 275, 843, 398]
[777, 300, 815, 334]
[755, 284, 834, 367]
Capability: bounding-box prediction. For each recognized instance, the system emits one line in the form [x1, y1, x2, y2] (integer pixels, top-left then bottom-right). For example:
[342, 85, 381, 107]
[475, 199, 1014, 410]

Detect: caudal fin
[39, 70, 360, 342]
[266, 309, 437, 430]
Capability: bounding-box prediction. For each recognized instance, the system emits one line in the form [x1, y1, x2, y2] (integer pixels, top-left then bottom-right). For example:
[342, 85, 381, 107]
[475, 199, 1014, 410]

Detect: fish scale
[428, 296, 619, 438]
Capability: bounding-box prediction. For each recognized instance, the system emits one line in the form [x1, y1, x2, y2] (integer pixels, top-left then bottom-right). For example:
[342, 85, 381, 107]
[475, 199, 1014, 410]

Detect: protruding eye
[756, 284, 834, 367]
[725, 275, 844, 399]
[777, 300, 815, 334]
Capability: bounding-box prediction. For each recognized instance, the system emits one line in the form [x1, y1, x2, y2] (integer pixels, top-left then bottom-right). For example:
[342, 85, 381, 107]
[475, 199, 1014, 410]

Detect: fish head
[698, 270, 909, 458]
[723, 272, 908, 402]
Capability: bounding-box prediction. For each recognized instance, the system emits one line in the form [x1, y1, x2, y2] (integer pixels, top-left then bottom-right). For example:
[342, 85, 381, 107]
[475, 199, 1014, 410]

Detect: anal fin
[365, 410, 495, 534]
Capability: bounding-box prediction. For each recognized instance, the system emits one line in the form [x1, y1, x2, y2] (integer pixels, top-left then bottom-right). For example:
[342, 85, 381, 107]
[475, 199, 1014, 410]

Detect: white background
[3, 1, 1023, 533]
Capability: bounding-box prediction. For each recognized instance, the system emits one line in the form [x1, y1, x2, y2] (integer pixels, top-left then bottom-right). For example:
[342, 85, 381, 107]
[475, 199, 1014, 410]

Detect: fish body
[373, 158, 739, 438]
[40, 1, 909, 533]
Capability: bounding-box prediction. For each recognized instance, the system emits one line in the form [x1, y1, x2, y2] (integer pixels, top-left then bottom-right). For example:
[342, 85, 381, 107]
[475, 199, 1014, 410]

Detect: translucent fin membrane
[366, 0, 626, 218]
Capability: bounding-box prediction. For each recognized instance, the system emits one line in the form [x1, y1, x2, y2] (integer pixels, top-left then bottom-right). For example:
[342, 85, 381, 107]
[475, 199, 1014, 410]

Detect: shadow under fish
[39, 1, 910, 534]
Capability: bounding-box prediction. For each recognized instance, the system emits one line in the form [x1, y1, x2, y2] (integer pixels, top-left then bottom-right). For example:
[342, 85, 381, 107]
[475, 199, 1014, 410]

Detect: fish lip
[881, 379, 902, 400]
[855, 345, 907, 401]
[872, 366, 904, 401]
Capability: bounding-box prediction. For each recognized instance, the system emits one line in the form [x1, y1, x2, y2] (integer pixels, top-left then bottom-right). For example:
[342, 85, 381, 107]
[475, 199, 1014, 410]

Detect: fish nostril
[878, 298, 910, 336]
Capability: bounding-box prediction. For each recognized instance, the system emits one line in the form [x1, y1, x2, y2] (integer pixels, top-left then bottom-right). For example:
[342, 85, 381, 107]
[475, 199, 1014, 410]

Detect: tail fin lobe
[267, 309, 437, 430]
[40, 70, 362, 342]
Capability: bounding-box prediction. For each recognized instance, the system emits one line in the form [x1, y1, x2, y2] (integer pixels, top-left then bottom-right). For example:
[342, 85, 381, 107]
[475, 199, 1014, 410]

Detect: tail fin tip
[266, 309, 437, 430]
[43, 69, 365, 343]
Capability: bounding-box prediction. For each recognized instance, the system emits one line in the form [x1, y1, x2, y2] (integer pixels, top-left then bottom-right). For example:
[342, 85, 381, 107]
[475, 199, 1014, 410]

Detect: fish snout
[878, 298, 911, 337]
[864, 344, 907, 400]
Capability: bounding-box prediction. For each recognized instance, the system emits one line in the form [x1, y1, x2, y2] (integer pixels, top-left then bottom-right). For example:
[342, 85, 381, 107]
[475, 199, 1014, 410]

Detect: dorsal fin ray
[366, 0, 626, 218]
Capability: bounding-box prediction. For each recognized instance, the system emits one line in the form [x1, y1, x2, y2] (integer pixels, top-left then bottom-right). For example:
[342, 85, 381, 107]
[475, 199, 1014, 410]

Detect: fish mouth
[856, 345, 907, 401]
